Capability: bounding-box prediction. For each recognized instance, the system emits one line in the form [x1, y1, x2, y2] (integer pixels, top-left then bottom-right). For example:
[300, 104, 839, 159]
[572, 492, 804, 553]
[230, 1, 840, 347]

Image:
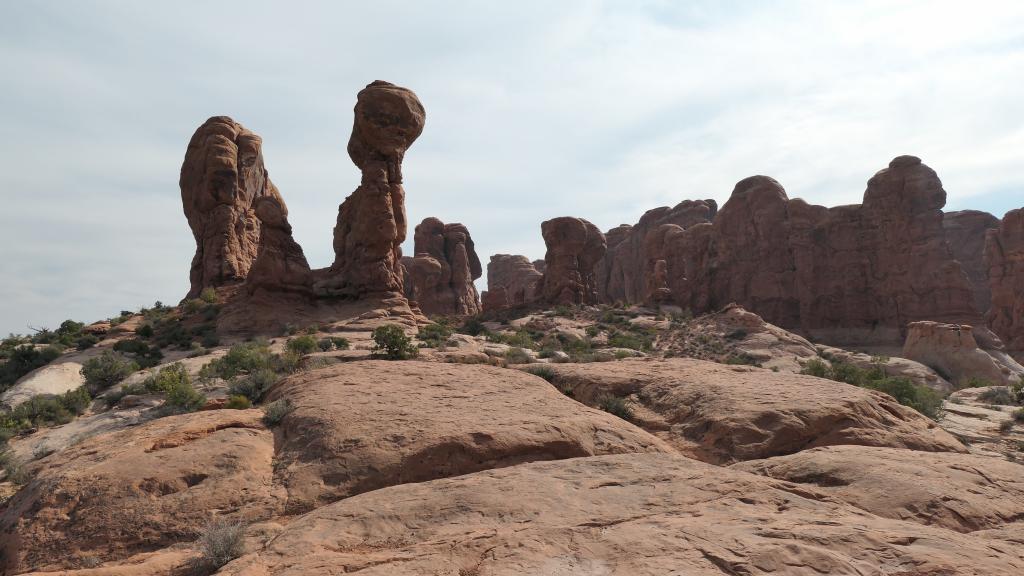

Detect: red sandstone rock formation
[596, 199, 717, 304]
[944, 210, 1000, 314]
[540, 217, 607, 305]
[401, 217, 482, 316]
[902, 321, 1024, 386]
[180, 116, 284, 299]
[245, 196, 313, 297]
[647, 157, 982, 344]
[986, 208, 1024, 350]
[316, 81, 425, 298]
[481, 254, 543, 312]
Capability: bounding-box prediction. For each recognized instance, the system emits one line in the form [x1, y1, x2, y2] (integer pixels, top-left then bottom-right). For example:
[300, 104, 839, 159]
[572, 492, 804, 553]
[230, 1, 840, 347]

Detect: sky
[1, 1, 1022, 336]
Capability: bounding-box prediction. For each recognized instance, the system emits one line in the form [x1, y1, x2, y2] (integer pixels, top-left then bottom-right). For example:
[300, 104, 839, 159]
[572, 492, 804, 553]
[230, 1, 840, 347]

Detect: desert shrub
[504, 347, 533, 365]
[75, 334, 99, 350]
[163, 378, 206, 412]
[225, 395, 252, 410]
[0, 345, 62, 391]
[864, 376, 944, 421]
[286, 335, 319, 355]
[1012, 378, 1024, 405]
[458, 317, 487, 337]
[0, 451, 29, 484]
[113, 338, 163, 368]
[978, 387, 1017, 406]
[317, 336, 350, 351]
[371, 325, 418, 360]
[553, 305, 574, 318]
[102, 382, 149, 407]
[1014, 408, 1024, 423]
[487, 329, 539, 349]
[418, 323, 453, 348]
[800, 358, 832, 378]
[964, 376, 996, 389]
[136, 324, 155, 338]
[723, 353, 760, 366]
[829, 361, 867, 386]
[81, 351, 138, 393]
[195, 519, 245, 572]
[228, 368, 280, 403]
[606, 331, 652, 351]
[597, 395, 634, 421]
[585, 325, 600, 338]
[141, 363, 190, 393]
[999, 419, 1014, 433]
[199, 287, 220, 305]
[0, 386, 92, 442]
[200, 341, 275, 381]
[524, 365, 556, 382]
[262, 398, 293, 426]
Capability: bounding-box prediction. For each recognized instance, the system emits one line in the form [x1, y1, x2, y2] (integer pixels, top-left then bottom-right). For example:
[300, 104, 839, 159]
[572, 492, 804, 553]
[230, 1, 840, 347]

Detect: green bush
[225, 395, 252, 410]
[723, 353, 760, 366]
[0, 386, 92, 442]
[418, 323, 453, 348]
[0, 345, 62, 391]
[597, 395, 634, 421]
[141, 363, 191, 394]
[525, 365, 556, 382]
[113, 338, 163, 368]
[800, 358, 832, 378]
[0, 451, 29, 485]
[1012, 378, 1024, 405]
[606, 331, 652, 351]
[458, 317, 487, 337]
[964, 376, 996, 389]
[371, 325, 418, 360]
[199, 287, 220, 305]
[863, 376, 944, 421]
[978, 387, 1017, 406]
[286, 335, 319, 355]
[75, 334, 99, 350]
[1014, 408, 1024, 423]
[163, 379, 206, 413]
[317, 336, 350, 351]
[81, 351, 138, 393]
[200, 341, 275, 381]
[228, 368, 280, 403]
[262, 398, 293, 426]
[999, 419, 1014, 433]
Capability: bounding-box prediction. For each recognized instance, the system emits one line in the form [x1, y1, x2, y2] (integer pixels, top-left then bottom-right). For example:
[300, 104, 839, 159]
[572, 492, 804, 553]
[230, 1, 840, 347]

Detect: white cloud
[1, 0, 1022, 334]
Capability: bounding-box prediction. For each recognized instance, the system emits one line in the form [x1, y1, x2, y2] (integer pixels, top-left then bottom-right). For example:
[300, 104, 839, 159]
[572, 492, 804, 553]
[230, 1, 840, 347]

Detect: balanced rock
[539, 216, 607, 305]
[986, 208, 1024, 351]
[536, 358, 964, 464]
[401, 217, 482, 315]
[902, 321, 1024, 386]
[316, 80, 425, 298]
[180, 116, 285, 298]
[244, 196, 313, 296]
[481, 254, 543, 312]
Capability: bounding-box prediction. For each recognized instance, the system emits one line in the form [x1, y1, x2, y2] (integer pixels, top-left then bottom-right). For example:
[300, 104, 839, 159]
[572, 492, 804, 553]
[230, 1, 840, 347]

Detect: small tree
[371, 325, 418, 360]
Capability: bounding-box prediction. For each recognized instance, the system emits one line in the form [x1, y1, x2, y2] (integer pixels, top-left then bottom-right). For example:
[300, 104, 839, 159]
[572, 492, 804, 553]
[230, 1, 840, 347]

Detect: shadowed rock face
[986, 208, 1024, 351]
[539, 216, 607, 305]
[402, 217, 482, 316]
[245, 196, 313, 297]
[645, 157, 982, 345]
[482, 254, 544, 312]
[944, 210, 1000, 314]
[180, 116, 285, 299]
[317, 80, 425, 298]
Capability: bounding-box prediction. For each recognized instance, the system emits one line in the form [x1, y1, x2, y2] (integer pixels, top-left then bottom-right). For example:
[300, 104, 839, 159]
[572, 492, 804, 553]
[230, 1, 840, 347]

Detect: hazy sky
[1, 1, 1022, 335]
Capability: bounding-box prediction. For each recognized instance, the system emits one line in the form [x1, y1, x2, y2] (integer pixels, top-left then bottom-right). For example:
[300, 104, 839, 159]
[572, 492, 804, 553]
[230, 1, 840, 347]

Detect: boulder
[481, 254, 543, 312]
[0, 410, 283, 574]
[537, 358, 965, 463]
[218, 454, 1024, 576]
[986, 208, 1024, 351]
[539, 216, 607, 305]
[180, 117, 284, 299]
[263, 361, 671, 512]
[902, 321, 1024, 386]
[735, 445, 1024, 533]
[401, 217, 481, 316]
[316, 81, 425, 298]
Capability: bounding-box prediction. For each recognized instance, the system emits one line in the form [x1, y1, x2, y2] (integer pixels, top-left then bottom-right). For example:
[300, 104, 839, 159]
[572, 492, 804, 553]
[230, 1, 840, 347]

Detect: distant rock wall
[943, 210, 1000, 315]
[482, 254, 543, 312]
[986, 208, 1024, 350]
[401, 217, 482, 316]
[539, 217, 607, 306]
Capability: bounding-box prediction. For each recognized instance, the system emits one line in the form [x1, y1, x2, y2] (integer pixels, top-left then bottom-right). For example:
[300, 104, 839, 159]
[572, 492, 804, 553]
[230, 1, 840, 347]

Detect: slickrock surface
[401, 217, 482, 316]
[539, 217, 607, 305]
[218, 454, 1024, 576]
[596, 199, 717, 304]
[735, 445, 1024, 533]
[481, 254, 543, 312]
[986, 208, 1024, 351]
[944, 209, 1001, 314]
[537, 358, 965, 463]
[180, 117, 284, 299]
[902, 321, 1024, 386]
[317, 81, 425, 298]
[264, 361, 672, 512]
[0, 410, 283, 574]
[0, 362, 84, 409]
